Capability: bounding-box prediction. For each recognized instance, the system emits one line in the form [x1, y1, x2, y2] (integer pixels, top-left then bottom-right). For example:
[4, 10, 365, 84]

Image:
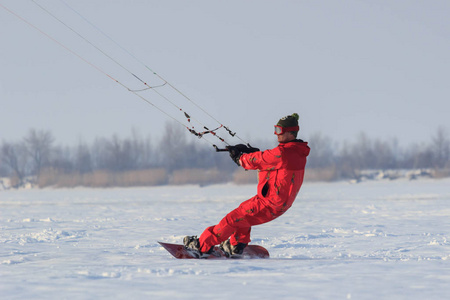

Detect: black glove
[227, 145, 242, 166]
[243, 145, 260, 153]
[234, 144, 260, 153]
[227, 144, 260, 166]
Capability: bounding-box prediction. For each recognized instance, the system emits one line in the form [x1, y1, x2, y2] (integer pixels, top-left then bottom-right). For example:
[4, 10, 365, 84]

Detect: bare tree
[431, 126, 450, 168]
[158, 121, 189, 172]
[91, 131, 150, 172]
[128, 128, 150, 169]
[336, 140, 359, 179]
[1, 141, 29, 186]
[139, 133, 156, 168]
[51, 145, 74, 173]
[352, 132, 377, 169]
[372, 138, 399, 169]
[307, 132, 335, 168]
[23, 129, 54, 179]
[74, 141, 92, 174]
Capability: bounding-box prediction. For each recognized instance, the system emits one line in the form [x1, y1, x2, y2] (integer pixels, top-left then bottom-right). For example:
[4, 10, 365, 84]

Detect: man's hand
[234, 144, 260, 153]
[243, 145, 260, 153]
[226, 144, 260, 166]
[227, 145, 242, 166]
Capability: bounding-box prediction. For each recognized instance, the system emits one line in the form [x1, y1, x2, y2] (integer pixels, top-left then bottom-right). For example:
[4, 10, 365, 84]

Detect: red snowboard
[158, 241, 269, 259]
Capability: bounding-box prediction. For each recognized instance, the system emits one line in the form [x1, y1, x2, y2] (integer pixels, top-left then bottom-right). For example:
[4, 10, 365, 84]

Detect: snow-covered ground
[1, 178, 450, 299]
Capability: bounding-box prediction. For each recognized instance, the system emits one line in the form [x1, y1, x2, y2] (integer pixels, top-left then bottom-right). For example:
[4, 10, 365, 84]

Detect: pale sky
[1, 0, 449, 148]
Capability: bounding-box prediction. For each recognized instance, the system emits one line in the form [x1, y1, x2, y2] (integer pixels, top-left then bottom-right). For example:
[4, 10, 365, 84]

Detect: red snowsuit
[199, 139, 310, 252]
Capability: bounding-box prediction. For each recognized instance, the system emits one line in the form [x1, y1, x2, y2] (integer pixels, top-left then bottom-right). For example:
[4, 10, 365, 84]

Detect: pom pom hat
[274, 113, 300, 135]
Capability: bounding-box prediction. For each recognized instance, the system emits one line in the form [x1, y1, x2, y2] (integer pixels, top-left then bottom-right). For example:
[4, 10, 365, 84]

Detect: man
[184, 113, 310, 257]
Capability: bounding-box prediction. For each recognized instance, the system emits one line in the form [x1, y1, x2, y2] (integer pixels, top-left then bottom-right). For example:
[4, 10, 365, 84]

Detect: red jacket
[239, 140, 310, 211]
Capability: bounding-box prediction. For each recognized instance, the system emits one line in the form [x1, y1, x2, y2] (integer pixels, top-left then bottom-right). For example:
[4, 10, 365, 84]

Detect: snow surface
[1, 179, 450, 299]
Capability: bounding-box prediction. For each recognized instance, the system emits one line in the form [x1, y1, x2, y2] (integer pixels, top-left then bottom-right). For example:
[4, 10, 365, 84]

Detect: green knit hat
[277, 113, 300, 130]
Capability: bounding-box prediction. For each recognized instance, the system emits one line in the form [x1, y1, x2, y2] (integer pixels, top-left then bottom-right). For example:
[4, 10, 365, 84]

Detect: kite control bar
[213, 144, 260, 153]
[214, 145, 230, 152]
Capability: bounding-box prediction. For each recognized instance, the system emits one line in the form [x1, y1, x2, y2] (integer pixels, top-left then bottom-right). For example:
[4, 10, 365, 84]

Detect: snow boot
[183, 236, 213, 258]
[220, 239, 247, 258]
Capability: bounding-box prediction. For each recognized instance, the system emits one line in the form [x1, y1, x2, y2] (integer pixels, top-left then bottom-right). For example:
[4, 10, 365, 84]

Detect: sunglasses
[274, 125, 299, 135]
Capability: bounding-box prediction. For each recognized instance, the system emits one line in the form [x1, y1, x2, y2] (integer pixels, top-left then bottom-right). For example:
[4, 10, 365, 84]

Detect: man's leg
[230, 227, 251, 246]
[198, 195, 277, 252]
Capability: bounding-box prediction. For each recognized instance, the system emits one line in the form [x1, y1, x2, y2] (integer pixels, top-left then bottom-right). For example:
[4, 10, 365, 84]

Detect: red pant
[198, 195, 285, 252]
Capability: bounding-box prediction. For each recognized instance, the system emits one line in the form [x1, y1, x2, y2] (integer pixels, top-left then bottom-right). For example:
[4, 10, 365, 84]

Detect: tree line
[1, 123, 449, 188]
[0, 123, 235, 188]
[307, 127, 450, 180]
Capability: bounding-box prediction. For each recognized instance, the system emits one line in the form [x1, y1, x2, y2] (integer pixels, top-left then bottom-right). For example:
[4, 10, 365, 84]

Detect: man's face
[277, 131, 295, 143]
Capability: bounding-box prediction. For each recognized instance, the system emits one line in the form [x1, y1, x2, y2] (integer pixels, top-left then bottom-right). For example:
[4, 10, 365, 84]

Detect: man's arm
[239, 146, 283, 171]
